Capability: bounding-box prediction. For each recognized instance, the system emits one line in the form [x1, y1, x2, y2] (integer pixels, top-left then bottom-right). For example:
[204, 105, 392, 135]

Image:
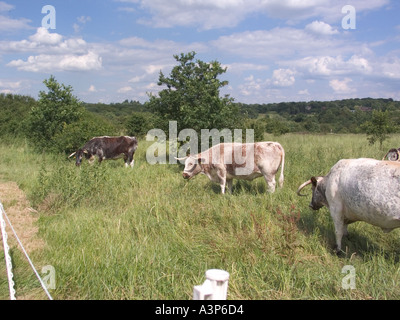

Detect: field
[1, 133, 400, 300]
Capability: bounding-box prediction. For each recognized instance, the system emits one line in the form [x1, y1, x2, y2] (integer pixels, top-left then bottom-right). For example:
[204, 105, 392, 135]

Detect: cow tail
[279, 146, 285, 188]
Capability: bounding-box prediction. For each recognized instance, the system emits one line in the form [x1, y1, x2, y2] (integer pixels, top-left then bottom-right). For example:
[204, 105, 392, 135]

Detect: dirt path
[0, 181, 44, 254]
[0, 181, 47, 299]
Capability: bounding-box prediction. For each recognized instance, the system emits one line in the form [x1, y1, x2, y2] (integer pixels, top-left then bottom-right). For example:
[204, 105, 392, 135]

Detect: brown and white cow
[297, 158, 400, 253]
[176, 142, 285, 194]
[69, 136, 138, 167]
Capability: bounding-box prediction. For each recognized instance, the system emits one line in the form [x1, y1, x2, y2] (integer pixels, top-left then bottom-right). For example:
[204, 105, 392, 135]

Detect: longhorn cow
[176, 141, 285, 194]
[69, 136, 138, 167]
[297, 158, 400, 253]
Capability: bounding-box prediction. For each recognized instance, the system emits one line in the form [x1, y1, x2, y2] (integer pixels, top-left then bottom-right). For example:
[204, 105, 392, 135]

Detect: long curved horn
[174, 156, 188, 161]
[297, 179, 312, 196]
[68, 151, 76, 158]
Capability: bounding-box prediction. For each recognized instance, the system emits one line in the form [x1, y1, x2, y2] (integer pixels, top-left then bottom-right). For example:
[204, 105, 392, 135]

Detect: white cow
[297, 158, 400, 253]
[176, 142, 285, 194]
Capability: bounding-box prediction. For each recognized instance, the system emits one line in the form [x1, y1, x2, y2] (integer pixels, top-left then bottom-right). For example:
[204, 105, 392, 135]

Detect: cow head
[175, 156, 205, 180]
[297, 176, 327, 210]
[69, 149, 89, 166]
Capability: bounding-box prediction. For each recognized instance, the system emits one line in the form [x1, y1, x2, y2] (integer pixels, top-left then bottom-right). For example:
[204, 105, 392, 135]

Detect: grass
[1, 133, 400, 300]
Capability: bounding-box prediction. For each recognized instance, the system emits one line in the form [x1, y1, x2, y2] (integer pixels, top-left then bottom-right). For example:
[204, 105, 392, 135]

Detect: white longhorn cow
[176, 142, 285, 194]
[297, 158, 400, 253]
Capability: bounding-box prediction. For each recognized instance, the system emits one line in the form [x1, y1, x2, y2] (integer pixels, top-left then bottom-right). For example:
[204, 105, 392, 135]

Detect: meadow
[1, 133, 400, 300]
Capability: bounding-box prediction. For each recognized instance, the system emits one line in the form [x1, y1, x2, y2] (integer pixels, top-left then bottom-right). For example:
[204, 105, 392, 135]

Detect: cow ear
[197, 157, 206, 164]
[311, 177, 318, 186]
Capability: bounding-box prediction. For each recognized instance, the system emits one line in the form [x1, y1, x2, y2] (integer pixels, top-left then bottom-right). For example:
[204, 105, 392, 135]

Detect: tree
[26, 76, 83, 151]
[361, 110, 393, 148]
[51, 111, 117, 154]
[0, 93, 35, 138]
[125, 112, 159, 138]
[146, 52, 240, 135]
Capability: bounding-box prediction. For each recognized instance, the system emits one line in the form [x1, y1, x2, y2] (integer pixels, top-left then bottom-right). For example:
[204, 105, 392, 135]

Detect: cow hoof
[334, 246, 345, 256]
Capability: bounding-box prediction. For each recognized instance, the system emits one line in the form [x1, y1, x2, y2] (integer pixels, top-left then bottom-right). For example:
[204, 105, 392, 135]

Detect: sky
[0, 0, 399, 104]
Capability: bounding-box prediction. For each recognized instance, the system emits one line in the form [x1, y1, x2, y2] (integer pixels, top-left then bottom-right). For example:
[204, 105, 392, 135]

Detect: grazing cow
[69, 136, 138, 167]
[176, 142, 285, 194]
[297, 158, 400, 253]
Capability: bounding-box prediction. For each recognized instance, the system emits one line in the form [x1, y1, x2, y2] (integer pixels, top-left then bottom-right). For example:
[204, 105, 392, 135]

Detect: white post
[0, 203, 16, 300]
[193, 269, 230, 300]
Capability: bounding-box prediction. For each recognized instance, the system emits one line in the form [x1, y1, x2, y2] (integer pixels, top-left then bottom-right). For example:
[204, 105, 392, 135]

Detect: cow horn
[68, 152, 76, 158]
[174, 156, 188, 161]
[297, 179, 312, 196]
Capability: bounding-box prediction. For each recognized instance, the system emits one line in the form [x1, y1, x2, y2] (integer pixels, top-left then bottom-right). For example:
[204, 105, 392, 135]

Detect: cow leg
[331, 210, 346, 254]
[126, 152, 135, 168]
[217, 168, 227, 194]
[264, 174, 276, 193]
[219, 179, 227, 194]
[88, 155, 96, 165]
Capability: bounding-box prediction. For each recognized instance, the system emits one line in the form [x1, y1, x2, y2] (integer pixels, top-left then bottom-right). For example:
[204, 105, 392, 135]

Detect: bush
[125, 112, 159, 138]
[26, 76, 83, 152]
[51, 111, 118, 154]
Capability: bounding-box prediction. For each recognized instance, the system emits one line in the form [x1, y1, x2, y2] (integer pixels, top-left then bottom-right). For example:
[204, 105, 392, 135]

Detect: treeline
[85, 97, 400, 136]
[238, 98, 400, 134]
[2, 91, 400, 153]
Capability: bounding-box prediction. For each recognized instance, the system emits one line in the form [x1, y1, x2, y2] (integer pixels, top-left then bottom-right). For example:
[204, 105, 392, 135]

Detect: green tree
[0, 93, 35, 138]
[51, 111, 117, 154]
[26, 76, 83, 151]
[146, 52, 240, 135]
[125, 112, 159, 138]
[361, 110, 393, 148]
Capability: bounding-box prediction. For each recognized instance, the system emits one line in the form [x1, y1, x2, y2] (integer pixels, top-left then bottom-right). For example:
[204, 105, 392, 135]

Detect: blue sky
[0, 0, 399, 104]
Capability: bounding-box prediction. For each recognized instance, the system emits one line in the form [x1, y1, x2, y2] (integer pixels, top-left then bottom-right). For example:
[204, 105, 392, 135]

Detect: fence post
[0, 203, 16, 300]
[193, 269, 230, 300]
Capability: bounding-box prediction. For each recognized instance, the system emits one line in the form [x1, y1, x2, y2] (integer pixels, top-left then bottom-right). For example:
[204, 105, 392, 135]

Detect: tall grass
[1, 134, 400, 300]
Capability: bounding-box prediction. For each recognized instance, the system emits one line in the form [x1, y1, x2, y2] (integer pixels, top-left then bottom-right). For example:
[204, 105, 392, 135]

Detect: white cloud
[287, 55, 372, 77]
[329, 78, 355, 94]
[4, 28, 102, 72]
[134, 0, 335, 29]
[0, 79, 25, 94]
[0, 79, 21, 89]
[212, 27, 350, 60]
[225, 63, 270, 74]
[8, 51, 102, 72]
[128, 0, 389, 29]
[272, 68, 296, 86]
[239, 75, 264, 96]
[137, 0, 257, 29]
[74, 16, 92, 33]
[88, 85, 97, 92]
[381, 56, 400, 79]
[0, 1, 13, 12]
[29, 27, 63, 45]
[0, 1, 31, 31]
[1, 28, 88, 54]
[0, 15, 31, 32]
[117, 86, 134, 93]
[305, 21, 338, 35]
[298, 89, 310, 95]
